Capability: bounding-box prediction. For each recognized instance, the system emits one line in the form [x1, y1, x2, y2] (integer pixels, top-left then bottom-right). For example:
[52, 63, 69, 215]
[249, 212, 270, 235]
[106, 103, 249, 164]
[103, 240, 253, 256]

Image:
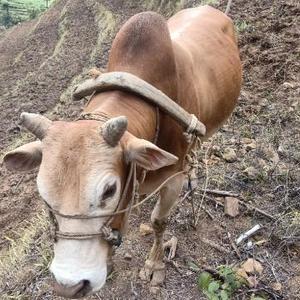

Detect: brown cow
[3, 5, 241, 298]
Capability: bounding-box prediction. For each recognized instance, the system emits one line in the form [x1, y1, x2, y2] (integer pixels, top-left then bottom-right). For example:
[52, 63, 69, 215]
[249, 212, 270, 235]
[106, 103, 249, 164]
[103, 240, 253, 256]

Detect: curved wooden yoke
[72, 71, 206, 137]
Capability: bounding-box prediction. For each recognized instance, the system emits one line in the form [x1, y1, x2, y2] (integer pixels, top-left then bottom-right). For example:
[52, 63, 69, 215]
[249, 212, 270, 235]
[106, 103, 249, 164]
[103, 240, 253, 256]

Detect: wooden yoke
[72, 72, 206, 137]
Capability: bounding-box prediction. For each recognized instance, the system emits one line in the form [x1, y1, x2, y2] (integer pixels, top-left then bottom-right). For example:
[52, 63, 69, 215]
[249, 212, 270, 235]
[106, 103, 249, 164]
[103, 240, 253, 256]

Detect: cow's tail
[225, 0, 232, 15]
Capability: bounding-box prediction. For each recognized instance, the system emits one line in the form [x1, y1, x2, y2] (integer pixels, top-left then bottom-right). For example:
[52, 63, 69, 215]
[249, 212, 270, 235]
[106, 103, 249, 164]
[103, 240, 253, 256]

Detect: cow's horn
[101, 116, 128, 147]
[20, 112, 52, 140]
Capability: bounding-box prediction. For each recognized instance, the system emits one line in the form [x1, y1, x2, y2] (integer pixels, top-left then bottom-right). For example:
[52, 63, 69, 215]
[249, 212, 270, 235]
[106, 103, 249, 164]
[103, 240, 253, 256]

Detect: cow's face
[3, 113, 178, 298]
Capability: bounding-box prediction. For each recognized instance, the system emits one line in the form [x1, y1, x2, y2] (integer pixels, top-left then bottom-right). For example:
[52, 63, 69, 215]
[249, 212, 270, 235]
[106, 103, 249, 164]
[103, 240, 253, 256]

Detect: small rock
[262, 145, 279, 164]
[124, 252, 132, 260]
[224, 197, 239, 217]
[271, 282, 282, 291]
[241, 258, 263, 275]
[87, 67, 102, 78]
[212, 145, 221, 156]
[241, 137, 253, 144]
[260, 98, 269, 107]
[291, 100, 299, 110]
[243, 166, 259, 179]
[247, 275, 259, 288]
[245, 142, 256, 151]
[149, 286, 160, 295]
[282, 82, 295, 89]
[254, 239, 267, 246]
[139, 223, 153, 236]
[229, 137, 236, 144]
[222, 148, 237, 162]
[277, 145, 284, 155]
[246, 241, 254, 250]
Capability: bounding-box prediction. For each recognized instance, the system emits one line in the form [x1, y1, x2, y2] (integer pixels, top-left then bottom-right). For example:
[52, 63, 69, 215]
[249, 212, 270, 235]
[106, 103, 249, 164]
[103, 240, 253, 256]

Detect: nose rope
[44, 163, 185, 245]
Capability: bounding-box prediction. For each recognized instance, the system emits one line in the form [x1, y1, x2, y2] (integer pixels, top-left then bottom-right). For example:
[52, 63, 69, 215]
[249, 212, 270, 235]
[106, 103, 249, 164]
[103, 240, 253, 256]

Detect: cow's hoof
[139, 259, 165, 286]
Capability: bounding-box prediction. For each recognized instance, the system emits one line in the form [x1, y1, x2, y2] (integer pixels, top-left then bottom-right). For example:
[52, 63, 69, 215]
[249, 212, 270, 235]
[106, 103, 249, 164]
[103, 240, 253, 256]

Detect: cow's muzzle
[53, 279, 92, 298]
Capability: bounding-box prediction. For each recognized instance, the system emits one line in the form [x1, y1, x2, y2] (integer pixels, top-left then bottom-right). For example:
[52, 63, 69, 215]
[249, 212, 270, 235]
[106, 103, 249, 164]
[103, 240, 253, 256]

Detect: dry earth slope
[0, 0, 299, 299]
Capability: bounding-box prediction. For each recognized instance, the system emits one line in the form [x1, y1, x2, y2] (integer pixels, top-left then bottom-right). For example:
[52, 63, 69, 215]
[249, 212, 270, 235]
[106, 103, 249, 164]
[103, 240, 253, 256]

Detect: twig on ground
[166, 260, 182, 274]
[195, 139, 214, 225]
[244, 284, 284, 300]
[13, 174, 25, 192]
[202, 207, 215, 220]
[200, 188, 239, 198]
[206, 195, 275, 220]
[130, 281, 138, 297]
[238, 199, 275, 220]
[200, 237, 231, 254]
[227, 232, 241, 258]
[201, 265, 226, 281]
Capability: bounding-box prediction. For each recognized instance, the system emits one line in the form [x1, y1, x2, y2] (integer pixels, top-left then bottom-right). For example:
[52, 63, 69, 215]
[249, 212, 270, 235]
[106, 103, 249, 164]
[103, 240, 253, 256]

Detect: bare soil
[0, 0, 299, 299]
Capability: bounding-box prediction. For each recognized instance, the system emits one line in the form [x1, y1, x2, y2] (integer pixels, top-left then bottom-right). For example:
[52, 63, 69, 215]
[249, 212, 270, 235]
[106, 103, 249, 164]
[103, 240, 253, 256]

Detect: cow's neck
[85, 90, 157, 141]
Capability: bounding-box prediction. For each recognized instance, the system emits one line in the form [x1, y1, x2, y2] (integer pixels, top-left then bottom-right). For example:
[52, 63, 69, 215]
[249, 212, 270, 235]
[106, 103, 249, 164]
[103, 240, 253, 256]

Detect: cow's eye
[102, 183, 117, 201]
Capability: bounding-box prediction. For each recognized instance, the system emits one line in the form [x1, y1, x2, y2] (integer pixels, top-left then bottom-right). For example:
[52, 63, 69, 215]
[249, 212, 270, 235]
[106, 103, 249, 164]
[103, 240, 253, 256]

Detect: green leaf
[198, 272, 212, 290]
[188, 261, 201, 272]
[208, 281, 220, 293]
[220, 290, 229, 300]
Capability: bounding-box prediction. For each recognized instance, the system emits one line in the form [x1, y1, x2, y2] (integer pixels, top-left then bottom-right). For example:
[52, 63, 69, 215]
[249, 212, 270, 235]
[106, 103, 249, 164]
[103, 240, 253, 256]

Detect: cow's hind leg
[140, 173, 184, 287]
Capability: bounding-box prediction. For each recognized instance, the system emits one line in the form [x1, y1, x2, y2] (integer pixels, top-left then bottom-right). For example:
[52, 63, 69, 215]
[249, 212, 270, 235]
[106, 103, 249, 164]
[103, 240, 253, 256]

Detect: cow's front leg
[140, 173, 184, 287]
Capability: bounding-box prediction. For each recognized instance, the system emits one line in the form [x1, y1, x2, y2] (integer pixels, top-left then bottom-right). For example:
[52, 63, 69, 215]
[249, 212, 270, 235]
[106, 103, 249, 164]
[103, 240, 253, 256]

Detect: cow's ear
[3, 141, 42, 171]
[123, 134, 178, 171]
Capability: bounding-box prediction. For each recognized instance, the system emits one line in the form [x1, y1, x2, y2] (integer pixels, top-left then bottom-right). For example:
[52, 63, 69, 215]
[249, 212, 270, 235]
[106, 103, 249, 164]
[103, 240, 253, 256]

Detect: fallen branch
[195, 139, 214, 226]
[200, 237, 231, 254]
[228, 232, 241, 258]
[202, 207, 215, 220]
[206, 195, 275, 220]
[238, 199, 275, 220]
[166, 260, 182, 274]
[200, 188, 239, 198]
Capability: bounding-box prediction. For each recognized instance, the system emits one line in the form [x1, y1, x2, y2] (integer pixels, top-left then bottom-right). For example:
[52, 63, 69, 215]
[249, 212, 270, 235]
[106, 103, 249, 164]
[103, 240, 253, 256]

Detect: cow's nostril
[53, 279, 91, 298]
[73, 280, 91, 298]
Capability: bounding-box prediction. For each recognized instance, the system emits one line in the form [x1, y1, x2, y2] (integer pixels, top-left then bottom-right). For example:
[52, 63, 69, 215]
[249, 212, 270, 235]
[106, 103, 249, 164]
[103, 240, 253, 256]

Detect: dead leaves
[139, 223, 153, 236]
[236, 258, 264, 288]
[222, 148, 237, 163]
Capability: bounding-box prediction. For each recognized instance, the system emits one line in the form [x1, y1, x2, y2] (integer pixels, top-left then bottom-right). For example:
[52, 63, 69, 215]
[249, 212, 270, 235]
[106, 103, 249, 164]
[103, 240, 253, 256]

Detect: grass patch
[0, 132, 32, 161]
[0, 210, 52, 295]
[200, 0, 219, 5]
[235, 20, 249, 33]
[88, 1, 117, 66]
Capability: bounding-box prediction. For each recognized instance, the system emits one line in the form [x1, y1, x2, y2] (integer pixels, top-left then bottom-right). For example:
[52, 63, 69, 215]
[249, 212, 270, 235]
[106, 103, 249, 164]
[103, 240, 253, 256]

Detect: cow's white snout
[50, 238, 108, 297]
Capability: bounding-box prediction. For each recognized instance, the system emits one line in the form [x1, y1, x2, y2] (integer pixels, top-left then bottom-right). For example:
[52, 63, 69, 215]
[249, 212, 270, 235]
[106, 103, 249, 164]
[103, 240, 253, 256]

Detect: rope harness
[44, 72, 203, 247]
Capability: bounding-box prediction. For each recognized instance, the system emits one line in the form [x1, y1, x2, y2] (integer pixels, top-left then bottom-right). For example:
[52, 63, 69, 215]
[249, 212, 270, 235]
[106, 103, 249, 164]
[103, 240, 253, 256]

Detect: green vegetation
[198, 266, 244, 300]
[0, 0, 54, 27]
[235, 19, 249, 33]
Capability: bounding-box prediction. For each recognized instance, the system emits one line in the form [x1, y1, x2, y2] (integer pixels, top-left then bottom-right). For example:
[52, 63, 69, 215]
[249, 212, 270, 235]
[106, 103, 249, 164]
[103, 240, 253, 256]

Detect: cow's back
[168, 6, 242, 136]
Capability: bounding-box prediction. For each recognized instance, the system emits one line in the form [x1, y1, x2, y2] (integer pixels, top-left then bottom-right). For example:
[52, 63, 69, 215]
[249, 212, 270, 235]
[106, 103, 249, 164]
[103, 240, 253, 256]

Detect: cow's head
[3, 112, 178, 298]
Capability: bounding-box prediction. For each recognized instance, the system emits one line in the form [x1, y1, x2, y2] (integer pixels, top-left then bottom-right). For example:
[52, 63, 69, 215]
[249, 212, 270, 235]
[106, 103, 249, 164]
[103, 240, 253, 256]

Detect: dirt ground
[0, 0, 299, 299]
